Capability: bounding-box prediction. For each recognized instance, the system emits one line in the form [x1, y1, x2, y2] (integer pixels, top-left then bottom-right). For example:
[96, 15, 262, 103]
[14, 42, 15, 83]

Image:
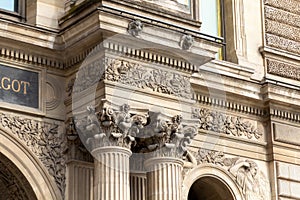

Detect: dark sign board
[0, 65, 39, 108]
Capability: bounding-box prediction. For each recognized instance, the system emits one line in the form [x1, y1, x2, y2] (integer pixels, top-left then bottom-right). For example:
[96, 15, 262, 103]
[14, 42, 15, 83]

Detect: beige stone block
[273, 123, 300, 146]
[278, 179, 291, 196]
[289, 164, 300, 182]
[277, 162, 289, 179]
[290, 182, 300, 198]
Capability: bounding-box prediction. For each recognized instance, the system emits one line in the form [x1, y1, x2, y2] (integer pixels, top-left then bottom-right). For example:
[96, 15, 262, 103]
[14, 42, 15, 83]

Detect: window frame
[0, 0, 26, 22]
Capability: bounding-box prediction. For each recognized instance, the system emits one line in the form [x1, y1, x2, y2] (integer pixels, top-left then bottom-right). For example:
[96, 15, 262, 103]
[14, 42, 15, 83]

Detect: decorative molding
[105, 58, 192, 98]
[0, 47, 64, 69]
[192, 93, 266, 116]
[192, 148, 227, 166]
[192, 108, 262, 140]
[102, 42, 198, 72]
[128, 20, 143, 37]
[192, 148, 271, 200]
[67, 58, 192, 98]
[75, 104, 149, 149]
[0, 113, 66, 196]
[270, 108, 300, 122]
[133, 114, 198, 158]
[266, 59, 300, 81]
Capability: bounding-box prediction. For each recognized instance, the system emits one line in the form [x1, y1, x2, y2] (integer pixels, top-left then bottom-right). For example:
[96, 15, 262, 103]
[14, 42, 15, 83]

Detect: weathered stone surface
[273, 123, 300, 146]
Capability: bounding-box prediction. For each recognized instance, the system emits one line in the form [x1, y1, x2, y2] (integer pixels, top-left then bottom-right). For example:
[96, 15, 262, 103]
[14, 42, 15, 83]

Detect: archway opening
[188, 176, 234, 200]
[0, 152, 37, 200]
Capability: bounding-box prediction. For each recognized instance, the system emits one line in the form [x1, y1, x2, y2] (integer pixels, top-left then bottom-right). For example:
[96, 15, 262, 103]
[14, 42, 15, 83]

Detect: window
[0, 0, 17, 12]
[200, 0, 225, 59]
[0, 0, 25, 21]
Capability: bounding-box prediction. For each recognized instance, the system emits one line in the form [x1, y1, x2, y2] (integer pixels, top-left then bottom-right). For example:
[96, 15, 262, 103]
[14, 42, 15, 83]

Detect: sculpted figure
[229, 159, 270, 200]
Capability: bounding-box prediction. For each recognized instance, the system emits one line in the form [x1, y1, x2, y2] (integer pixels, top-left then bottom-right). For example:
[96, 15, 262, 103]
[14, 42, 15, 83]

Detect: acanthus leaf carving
[133, 113, 198, 159]
[0, 113, 66, 197]
[75, 104, 149, 150]
[192, 108, 262, 140]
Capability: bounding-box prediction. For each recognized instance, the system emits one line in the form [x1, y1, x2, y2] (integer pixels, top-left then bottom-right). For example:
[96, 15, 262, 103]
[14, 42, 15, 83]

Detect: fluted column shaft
[92, 146, 132, 200]
[144, 157, 184, 200]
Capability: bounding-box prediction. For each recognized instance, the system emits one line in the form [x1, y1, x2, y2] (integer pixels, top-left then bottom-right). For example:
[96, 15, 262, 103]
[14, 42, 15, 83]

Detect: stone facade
[0, 0, 299, 200]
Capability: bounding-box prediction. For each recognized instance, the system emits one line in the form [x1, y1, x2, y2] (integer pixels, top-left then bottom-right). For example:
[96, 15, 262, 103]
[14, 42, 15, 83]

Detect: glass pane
[0, 0, 15, 12]
[200, 0, 219, 37]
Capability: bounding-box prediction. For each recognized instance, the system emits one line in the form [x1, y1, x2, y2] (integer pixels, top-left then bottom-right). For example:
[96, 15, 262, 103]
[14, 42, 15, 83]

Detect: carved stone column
[76, 103, 148, 200]
[145, 157, 184, 200]
[135, 114, 198, 200]
[92, 146, 131, 200]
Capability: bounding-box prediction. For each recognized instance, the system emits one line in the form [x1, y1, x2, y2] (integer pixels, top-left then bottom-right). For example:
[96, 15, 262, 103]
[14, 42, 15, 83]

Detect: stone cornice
[192, 93, 266, 117]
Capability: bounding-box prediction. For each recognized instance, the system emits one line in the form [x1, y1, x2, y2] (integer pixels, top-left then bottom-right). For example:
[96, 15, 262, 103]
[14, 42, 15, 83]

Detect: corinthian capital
[75, 104, 148, 150]
[133, 113, 199, 159]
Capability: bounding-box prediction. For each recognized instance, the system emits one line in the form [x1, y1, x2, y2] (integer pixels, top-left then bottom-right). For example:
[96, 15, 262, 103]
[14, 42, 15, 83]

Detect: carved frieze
[267, 59, 300, 81]
[0, 113, 66, 196]
[192, 149, 271, 200]
[192, 108, 262, 140]
[67, 58, 191, 98]
[105, 59, 191, 98]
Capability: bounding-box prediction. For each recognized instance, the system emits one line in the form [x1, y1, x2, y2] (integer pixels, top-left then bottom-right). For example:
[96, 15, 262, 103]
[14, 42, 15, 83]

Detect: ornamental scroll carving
[192, 148, 271, 200]
[192, 108, 262, 140]
[66, 58, 192, 98]
[0, 113, 66, 196]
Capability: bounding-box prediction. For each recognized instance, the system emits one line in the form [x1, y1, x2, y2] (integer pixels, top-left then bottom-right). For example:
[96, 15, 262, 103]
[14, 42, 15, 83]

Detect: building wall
[0, 0, 299, 199]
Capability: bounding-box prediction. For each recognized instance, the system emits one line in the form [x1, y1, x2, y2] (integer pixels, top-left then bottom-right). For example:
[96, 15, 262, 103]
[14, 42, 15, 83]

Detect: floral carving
[0, 113, 66, 196]
[133, 113, 198, 158]
[192, 108, 262, 140]
[193, 148, 226, 166]
[75, 104, 149, 150]
[105, 59, 191, 98]
[66, 58, 191, 98]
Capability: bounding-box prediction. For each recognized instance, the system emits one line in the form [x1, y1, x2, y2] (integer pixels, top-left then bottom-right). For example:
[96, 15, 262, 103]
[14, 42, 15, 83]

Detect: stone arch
[182, 164, 244, 200]
[0, 127, 62, 200]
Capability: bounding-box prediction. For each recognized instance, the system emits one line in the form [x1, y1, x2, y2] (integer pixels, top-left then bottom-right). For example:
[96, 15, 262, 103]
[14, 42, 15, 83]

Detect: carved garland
[67, 58, 191, 99]
[192, 108, 262, 140]
[0, 113, 66, 196]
